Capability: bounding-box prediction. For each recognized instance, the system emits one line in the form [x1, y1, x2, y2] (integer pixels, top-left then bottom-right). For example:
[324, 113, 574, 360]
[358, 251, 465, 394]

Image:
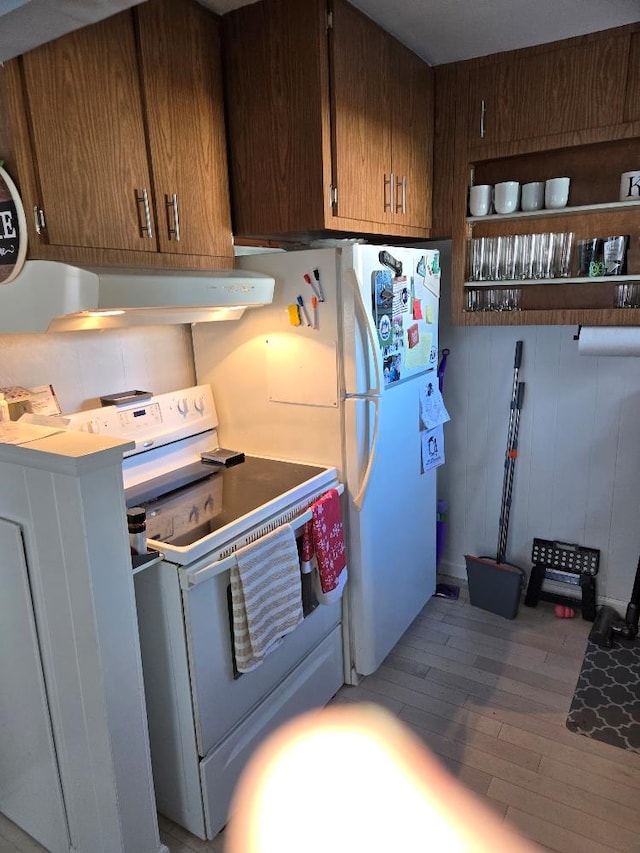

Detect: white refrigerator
[192, 244, 441, 680]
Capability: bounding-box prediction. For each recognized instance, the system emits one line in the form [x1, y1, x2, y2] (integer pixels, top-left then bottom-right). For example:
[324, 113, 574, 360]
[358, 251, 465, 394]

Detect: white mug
[469, 184, 492, 217]
[545, 177, 570, 209]
[619, 171, 640, 201]
[493, 181, 520, 215]
[521, 181, 545, 212]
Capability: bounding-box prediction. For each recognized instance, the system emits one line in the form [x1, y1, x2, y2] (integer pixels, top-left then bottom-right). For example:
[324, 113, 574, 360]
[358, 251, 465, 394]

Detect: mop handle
[497, 342, 524, 562]
[505, 341, 523, 453]
[514, 340, 523, 369]
[497, 382, 525, 564]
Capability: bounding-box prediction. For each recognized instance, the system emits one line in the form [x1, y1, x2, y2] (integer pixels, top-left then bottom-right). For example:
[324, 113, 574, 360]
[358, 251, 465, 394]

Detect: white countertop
[0, 426, 134, 475]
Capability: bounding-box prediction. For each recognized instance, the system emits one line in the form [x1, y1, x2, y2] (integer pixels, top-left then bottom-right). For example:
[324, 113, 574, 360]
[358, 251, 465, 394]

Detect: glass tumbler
[516, 233, 534, 280]
[554, 232, 575, 277]
[532, 233, 552, 279]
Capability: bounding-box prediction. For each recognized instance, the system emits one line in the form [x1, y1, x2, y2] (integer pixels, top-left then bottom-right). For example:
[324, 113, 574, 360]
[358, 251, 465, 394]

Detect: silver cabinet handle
[383, 173, 395, 212]
[33, 205, 46, 235]
[480, 99, 487, 139]
[165, 193, 180, 241]
[135, 188, 153, 238]
[395, 175, 406, 214]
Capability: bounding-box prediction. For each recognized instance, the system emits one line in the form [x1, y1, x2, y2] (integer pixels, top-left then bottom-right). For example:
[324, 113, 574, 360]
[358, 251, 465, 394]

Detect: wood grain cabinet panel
[330, 0, 391, 226]
[624, 31, 640, 122]
[388, 37, 433, 229]
[21, 12, 154, 253]
[136, 0, 232, 258]
[223, 0, 331, 237]
[1, 0, 233, 269]
[468, 32, 630, 152]
[223, 0, 433, 240]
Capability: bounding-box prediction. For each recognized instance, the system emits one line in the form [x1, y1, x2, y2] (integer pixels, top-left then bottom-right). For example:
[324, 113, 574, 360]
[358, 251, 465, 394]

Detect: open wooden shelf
[464, 274, 640, 288]
[466, 199, 640, 224]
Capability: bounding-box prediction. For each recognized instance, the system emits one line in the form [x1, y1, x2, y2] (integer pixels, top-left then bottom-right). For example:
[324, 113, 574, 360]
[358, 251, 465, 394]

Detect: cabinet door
[624, 31, 640, 122]
[0, 519, 69, 853]
[136, 0, 232, 258]
[389, 39, 433, 229]
[20, 13, 156, 252]
[468, 32, 629, 150]
[331, 0, 392, 225]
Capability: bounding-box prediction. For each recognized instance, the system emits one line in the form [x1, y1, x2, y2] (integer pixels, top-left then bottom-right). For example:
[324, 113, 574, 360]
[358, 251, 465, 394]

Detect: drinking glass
[469, 238, 487, 281]
[502, 235, 518, 281]
[532, 233, 552, 279]
[554, 232, 575, 278]
[516, 233, 534, 280]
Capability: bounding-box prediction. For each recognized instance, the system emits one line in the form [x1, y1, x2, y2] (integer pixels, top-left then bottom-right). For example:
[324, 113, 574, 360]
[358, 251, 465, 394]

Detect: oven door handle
[179, 482, 344, 590]
[181, 510, 313, 589]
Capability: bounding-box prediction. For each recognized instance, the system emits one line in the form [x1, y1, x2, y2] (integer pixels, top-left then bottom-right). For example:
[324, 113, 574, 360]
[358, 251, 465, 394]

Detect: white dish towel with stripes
[230, 524, 303, 673]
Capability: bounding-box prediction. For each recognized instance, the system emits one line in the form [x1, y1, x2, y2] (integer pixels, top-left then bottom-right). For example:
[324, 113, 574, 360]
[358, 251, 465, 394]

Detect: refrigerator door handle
[345, 267, 382, 397]
[351, 394, 380, 510]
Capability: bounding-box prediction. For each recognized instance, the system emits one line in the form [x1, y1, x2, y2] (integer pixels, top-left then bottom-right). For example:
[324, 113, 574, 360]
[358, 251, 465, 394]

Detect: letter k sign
[625, 173, 640, 199]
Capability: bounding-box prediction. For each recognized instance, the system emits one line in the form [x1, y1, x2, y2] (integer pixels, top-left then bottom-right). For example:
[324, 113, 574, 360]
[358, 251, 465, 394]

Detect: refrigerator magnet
[287, 304, 301, 326]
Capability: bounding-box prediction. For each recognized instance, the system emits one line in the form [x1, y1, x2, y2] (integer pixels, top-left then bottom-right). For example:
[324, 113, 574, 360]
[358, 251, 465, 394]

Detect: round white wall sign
[0, 165, 27, 285]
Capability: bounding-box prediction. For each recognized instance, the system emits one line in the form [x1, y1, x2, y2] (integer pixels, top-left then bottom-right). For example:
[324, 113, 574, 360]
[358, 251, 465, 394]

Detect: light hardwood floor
[2, 578, 638, 853]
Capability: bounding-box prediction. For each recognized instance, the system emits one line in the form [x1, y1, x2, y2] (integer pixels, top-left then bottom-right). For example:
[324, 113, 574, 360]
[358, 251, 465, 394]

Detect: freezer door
[344, 245, 440, 393]
[342, 374, 437, 677]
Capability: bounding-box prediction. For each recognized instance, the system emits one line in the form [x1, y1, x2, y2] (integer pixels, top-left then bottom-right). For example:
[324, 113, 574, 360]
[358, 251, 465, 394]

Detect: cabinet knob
[135, 188, 154, 239]
[165, 193, 181, 242]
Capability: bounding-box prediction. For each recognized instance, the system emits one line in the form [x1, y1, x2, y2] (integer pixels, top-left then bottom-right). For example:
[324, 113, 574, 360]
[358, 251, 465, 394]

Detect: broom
[464, 341, 526, 619]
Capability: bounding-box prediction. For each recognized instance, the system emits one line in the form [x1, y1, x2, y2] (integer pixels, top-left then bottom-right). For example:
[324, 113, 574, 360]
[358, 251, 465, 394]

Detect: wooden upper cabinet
[467, 30, 631, 154]
[625, 31, 640, 122]
[222, 0, 329, 237]
[331, 0, 392, 226]
[20, 12, 154, 253]
[388, 37, 433, 229]
[3, 0, 232, 269]
[223, 0, 434, 239]
[136, 0, 232, 258]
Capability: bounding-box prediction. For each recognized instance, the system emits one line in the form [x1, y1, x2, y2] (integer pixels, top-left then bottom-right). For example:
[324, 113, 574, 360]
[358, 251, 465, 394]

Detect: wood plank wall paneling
[434, 241, 640, 605]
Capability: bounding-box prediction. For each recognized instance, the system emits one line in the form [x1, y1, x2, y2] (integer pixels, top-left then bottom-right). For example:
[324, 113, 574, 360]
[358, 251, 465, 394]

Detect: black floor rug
[566, 639, 640, 753]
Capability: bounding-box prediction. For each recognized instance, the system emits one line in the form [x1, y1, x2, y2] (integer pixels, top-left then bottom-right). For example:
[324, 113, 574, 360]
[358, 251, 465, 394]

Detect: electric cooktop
[125, 455, 327, 548]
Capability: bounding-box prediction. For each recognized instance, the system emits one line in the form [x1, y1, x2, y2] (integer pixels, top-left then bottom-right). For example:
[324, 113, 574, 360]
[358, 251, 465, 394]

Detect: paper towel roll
[578, 326, 640, 356]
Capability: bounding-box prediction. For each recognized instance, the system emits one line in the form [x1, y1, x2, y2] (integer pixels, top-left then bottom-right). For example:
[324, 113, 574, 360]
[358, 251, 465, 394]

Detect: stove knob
[177, 397, 189, 415]
[81, 418, 99, 434]
[204, 496, 214, 513]
[189, 506, 200, 524]
[194, 395, 205, 414]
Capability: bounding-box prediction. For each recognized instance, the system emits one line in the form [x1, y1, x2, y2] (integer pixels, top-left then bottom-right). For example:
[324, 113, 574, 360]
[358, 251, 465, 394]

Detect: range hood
[0, 261, 275, 333]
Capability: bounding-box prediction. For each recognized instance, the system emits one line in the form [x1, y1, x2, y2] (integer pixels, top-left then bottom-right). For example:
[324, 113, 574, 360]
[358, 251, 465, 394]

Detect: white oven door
[181, 552, 342, 758]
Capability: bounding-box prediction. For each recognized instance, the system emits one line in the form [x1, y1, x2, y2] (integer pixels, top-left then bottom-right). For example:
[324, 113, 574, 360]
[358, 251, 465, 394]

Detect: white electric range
[64, 384, 346, 840]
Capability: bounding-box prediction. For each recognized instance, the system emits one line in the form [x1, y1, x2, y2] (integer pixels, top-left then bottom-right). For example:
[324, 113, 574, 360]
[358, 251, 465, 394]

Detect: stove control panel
[63, 385, 217, 455]
[118, 402, 163, 430]
[145, 477, 223, 543]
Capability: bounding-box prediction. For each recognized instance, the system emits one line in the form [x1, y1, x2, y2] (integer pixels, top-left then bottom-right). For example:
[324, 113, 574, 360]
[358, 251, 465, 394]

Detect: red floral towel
[311, 488, 346, 593]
